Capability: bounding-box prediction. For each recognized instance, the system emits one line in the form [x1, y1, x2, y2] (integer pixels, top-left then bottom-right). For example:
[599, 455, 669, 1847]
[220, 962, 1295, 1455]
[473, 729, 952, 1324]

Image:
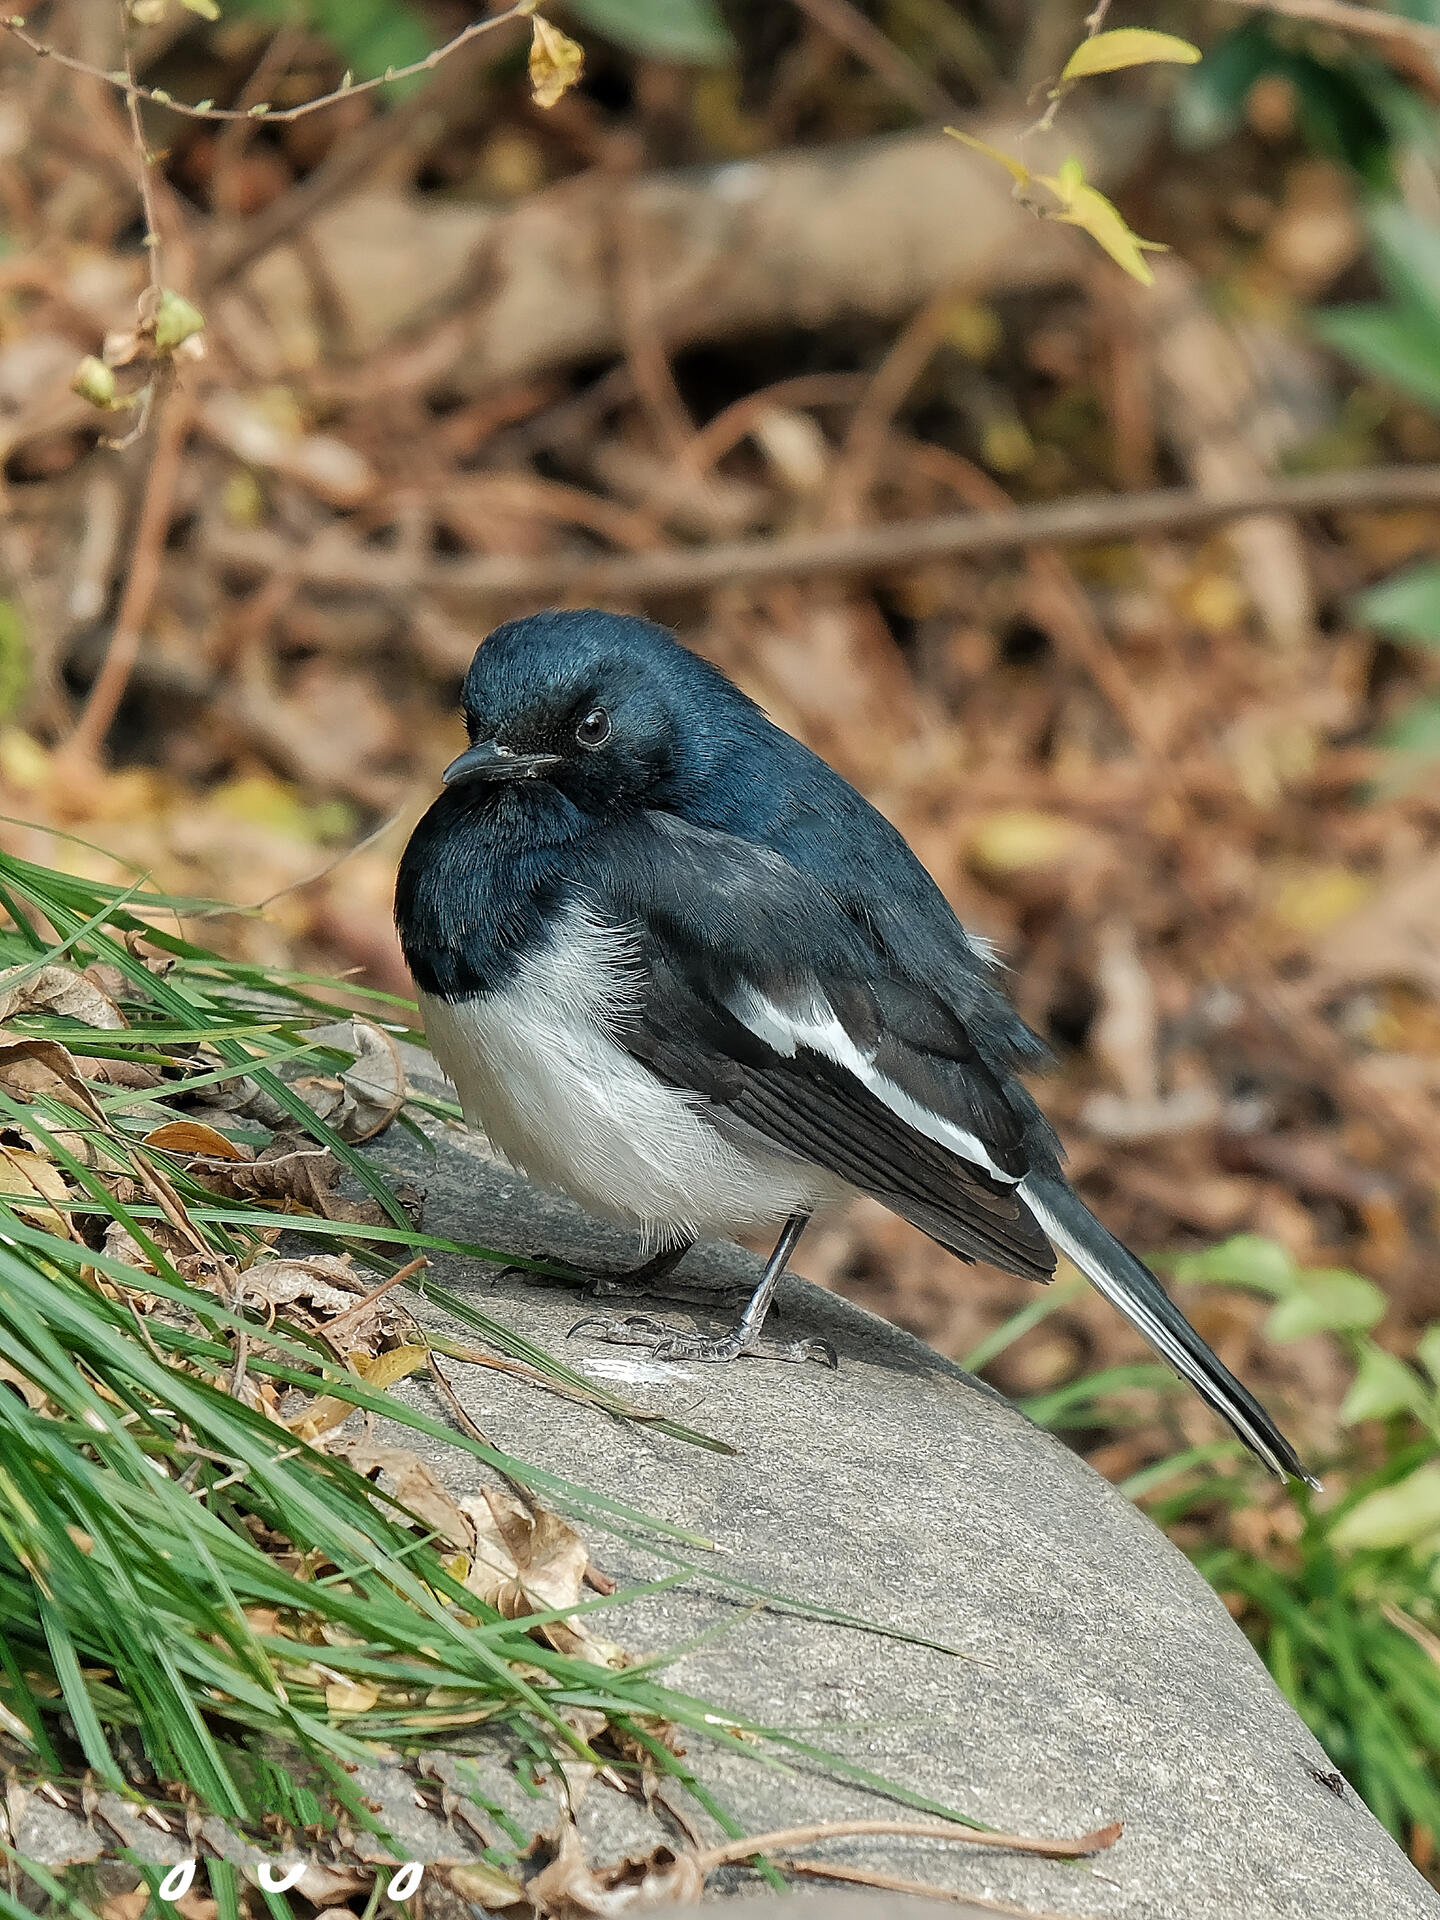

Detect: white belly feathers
[419, 905, 839, 1246]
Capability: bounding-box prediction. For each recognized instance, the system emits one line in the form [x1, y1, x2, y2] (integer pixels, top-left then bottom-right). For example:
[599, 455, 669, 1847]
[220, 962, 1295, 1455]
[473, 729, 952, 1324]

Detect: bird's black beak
[441, 739, 563, 787]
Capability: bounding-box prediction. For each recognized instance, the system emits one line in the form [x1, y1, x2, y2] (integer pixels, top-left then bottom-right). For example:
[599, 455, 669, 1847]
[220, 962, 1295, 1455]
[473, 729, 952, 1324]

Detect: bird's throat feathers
[395, 779, 590, 999]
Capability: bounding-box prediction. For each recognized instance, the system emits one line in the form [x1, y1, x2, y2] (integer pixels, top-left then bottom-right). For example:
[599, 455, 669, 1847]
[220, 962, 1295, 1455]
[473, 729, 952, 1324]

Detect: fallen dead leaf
[341, 1442, 471, 1548]
[0, 962, 126, 1029]
[0, 1142, 74, 1235]
[144, 1119, 251, 1161]
[184, 1139, 387, 1223]
[527, 1824, 703, 1920]
[295, 1019, 407, 1143]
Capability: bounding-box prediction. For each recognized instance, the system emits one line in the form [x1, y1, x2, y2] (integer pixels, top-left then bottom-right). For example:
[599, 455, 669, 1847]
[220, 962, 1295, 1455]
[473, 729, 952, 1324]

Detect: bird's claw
[567, 1311, 836, 1367]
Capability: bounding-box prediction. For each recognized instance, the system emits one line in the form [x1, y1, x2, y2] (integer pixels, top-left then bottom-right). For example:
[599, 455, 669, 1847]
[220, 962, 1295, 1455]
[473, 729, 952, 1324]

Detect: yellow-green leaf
[1339, 1346, 1425, 1426]
[1061, 29, 1202, 84]
[944, 127, 1032, 190]
[181, 0, 223, 17]
[1331, 1466, 1440, 1553]
[1039, 161, 1167, 285]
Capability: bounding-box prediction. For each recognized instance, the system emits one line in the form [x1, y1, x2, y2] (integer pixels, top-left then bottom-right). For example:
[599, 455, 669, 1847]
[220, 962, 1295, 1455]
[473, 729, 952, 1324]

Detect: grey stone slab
[365, 1065, 1440, 1920]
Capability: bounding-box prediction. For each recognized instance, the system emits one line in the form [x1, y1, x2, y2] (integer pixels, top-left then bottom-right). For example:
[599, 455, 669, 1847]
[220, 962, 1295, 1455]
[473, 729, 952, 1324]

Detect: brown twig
[696, 1816, 1122, 1873]
[1, 3, 539, 123]
[116, 1, 161, 299]
[1217, 0, 1440, 54]
[323, 1255, 428, 1343]
[204, 463, 1440, 607]
[776, 1858, 1107, 1920]
[63, 383, 194, 763]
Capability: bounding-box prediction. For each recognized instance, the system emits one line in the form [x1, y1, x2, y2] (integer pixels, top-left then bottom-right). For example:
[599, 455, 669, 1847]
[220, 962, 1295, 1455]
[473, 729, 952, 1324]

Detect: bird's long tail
[1020, 1174, 1316, 1487]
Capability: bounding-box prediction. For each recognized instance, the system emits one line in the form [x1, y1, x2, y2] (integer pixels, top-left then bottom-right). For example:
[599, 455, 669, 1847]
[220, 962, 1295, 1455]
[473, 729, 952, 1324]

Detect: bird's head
[440, 610, 755, 821]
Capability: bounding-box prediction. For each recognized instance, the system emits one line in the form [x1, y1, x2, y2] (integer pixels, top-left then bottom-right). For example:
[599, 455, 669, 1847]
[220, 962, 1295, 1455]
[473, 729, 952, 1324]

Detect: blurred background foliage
[4, 0, 1440, 1883]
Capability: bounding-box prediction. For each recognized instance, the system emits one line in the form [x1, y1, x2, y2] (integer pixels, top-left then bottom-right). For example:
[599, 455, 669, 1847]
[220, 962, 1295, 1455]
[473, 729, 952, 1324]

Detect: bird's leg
[568, 1212, 835, 1366]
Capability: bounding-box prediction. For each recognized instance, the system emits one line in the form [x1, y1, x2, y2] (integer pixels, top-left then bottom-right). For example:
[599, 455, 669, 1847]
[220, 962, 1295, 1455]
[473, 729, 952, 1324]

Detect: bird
[394, 608, 1313, 1485]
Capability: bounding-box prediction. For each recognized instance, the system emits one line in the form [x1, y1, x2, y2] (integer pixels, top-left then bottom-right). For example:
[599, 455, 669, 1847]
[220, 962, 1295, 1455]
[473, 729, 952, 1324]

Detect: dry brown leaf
[289, 1346, 429, 1439]
[144, 1119, 251, 1161]
[0, 963, 126, 1029]
[324, 1677, 380, 1715]
[184, 1140, 386, 1223]
[293, 1020, 406, 1143]
[0, 1143, 74, 1235]
[0, 1357, 46, 1411]
[445, 1862, 529, 1909]
[0, 1035, 92, 1105]
[460, 1487, 622, 1661]
[236, 1250, 368, 1320]
[529, 17, 584, 110]
[341, 1442, 471, 1547]
[527, 1824, 703, 1920]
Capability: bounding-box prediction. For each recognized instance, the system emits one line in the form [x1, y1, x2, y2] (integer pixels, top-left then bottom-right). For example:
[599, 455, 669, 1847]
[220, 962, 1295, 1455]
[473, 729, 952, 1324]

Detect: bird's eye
[575, 706, 611, 749]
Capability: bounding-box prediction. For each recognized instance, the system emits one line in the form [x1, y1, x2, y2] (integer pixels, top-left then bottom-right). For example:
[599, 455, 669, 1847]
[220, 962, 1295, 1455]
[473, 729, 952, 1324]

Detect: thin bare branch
[1, 4, 536, 124]
[116, 0, 161, 295]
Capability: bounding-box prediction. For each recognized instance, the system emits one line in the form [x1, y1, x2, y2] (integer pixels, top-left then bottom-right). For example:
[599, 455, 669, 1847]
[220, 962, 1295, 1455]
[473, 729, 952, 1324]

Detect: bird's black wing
[574, 812, 1055, 1281]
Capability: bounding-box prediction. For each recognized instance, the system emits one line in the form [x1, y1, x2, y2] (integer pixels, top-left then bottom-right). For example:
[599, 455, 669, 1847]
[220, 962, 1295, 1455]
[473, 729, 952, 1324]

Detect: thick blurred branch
[233, 109, 1150, 394]
[204, 464, 1440, 610]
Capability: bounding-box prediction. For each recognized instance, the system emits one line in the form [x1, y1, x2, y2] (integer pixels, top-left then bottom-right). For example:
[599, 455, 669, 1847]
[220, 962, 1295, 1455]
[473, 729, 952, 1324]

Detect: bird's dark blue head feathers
[447, 610, 760, 821]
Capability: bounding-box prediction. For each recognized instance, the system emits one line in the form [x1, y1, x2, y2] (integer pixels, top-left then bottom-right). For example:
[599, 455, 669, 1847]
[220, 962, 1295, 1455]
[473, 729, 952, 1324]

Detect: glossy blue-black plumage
[393, 609, 1311, 1482]
[399, 609, 1049, 1079]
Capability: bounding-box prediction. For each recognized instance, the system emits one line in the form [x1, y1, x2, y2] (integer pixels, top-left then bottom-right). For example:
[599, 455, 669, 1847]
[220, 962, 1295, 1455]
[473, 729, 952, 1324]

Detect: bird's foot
[512, 1244, 749, 1308]
[567, 1311, 836, 1368]
[578, 1271, 752, 1307]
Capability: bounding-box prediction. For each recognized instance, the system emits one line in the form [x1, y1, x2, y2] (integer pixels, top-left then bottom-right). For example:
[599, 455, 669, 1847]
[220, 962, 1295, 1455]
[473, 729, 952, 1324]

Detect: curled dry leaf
[0, 1037, 104, 1126]
[529, 17, 584, 110]
[341, 1442, 471, 1548]
[461, 1487, 621, 1662]
[527, 1824, 704, 1920]
[183, 1139, 388, 1223]
[0, 963, 126, 1029]
[235, 1249, 371, 1321]
[0, 1143, 74, 1236]
[294, 1020, 406, 1143]
[0, 1355, 49, 1411]
[288, 1345, 430, 1440]
[444, 1862, 528, 1909]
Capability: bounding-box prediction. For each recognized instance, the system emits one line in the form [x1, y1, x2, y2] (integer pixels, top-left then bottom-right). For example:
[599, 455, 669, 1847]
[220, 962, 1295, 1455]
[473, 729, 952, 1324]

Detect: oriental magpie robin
[395, 609, 1312, 1484]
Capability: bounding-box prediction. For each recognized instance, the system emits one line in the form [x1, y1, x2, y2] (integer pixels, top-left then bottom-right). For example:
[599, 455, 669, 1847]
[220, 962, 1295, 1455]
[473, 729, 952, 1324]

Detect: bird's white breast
[419, 906, 839, 1247]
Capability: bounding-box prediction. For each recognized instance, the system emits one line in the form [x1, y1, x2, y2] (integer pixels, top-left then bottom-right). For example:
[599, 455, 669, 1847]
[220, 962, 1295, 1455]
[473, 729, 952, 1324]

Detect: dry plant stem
[1, 3, 538, 123]
[1218, 0, 1440, 54]
[64, 383, 194, 763]
[777, 1858, 1104, 1920]
[696, 1817, 1122, 1872]
[117, 0, 161, 298]
[826, 292, 957, 526]
[206, 464, 1440, 606]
